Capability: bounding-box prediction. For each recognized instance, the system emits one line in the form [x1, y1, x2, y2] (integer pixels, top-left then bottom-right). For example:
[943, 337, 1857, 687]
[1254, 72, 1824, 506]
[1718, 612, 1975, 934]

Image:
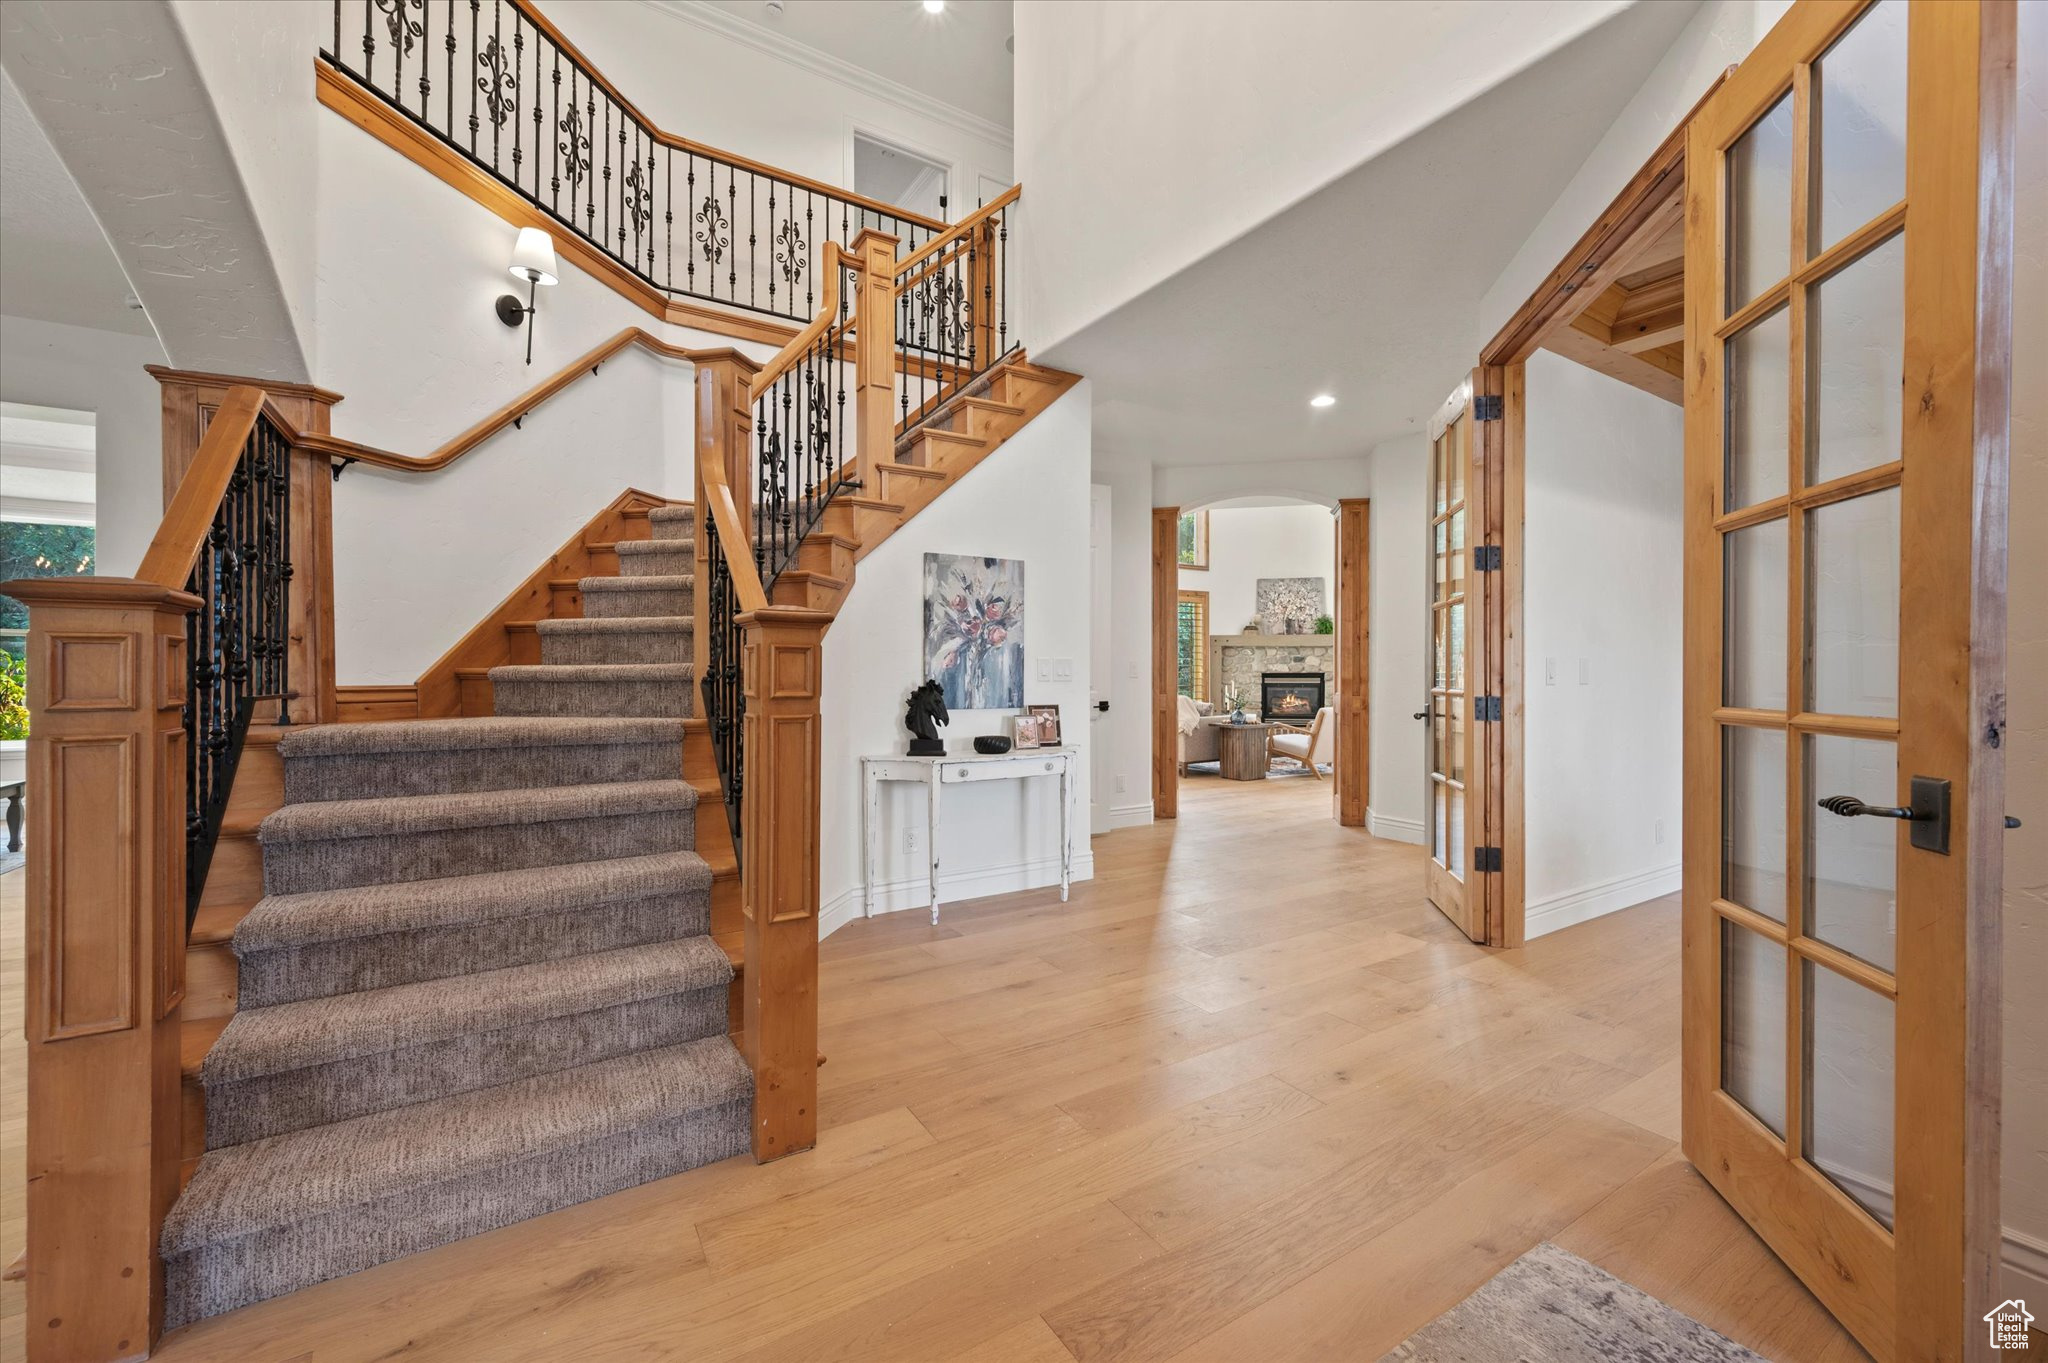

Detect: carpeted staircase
[160, 504, 749, 1328]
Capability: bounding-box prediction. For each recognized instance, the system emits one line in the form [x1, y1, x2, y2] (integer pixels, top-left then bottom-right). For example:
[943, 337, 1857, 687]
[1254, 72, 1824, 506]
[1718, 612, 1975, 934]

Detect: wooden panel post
[1335, 498, 1370, 827]
[969, 217, 998, 367]
[2, 578, 197, 1363]
[850, 229, 899, 473]
[145, 367, 344, 726]
[692, 351, 763, 705]
[737, 607, 829, 1160]
[1152, 507, 1180, 820]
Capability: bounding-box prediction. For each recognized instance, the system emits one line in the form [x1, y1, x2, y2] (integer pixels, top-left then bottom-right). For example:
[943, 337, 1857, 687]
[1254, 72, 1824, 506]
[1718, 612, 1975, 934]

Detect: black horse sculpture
[905, 679, 950, 755]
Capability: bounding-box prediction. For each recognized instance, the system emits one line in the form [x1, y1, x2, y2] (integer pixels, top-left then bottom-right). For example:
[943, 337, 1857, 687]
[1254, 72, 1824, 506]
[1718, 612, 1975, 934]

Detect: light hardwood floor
[0, 774, 2002, 1361]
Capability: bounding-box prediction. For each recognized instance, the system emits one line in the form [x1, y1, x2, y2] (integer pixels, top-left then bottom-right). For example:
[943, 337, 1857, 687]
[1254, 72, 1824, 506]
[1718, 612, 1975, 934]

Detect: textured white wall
[820, 384, 1093, 932]
[0, 314, 167, 578]
[1520, 350, 1683, 935]
[1014, 0, 1634, 357]
[1179, 504, 1336, 638]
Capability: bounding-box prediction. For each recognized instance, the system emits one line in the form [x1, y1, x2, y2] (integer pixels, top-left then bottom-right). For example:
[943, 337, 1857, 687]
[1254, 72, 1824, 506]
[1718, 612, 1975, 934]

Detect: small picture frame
[1026, 704, 1063, 746]
[1011, 714, 1042, 749]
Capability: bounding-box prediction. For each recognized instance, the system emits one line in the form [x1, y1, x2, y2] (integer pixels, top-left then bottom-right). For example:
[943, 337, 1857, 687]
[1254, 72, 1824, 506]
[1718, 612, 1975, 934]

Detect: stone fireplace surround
[1210, 634, 1335, 713]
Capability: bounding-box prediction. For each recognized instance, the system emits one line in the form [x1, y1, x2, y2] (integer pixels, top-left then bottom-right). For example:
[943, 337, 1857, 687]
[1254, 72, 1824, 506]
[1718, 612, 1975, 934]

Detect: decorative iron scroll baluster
[184, 413, 294, 928]
[321, 0, 1000, 331]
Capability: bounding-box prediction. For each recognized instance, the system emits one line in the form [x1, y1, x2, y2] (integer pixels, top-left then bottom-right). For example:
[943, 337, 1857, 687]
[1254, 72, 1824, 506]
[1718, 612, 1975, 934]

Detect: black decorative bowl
[973, 735, 1013, 755]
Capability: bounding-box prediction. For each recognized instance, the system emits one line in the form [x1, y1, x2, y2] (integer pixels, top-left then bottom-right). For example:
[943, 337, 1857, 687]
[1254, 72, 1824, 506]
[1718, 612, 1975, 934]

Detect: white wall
[316, 115, 774, 685]
[1180, 504, 1335, 637]
[1521, 350, 1683, 935]
[0, 314, 167, 577]
[1366, 435, 1428, 845]
[2001, 0, 2048, 1310]
[1014, 0, 1633, 356]
[540, 1, 1012, 220]
[820, 385, 1093, 934]
[1093, 456, 1155, 831]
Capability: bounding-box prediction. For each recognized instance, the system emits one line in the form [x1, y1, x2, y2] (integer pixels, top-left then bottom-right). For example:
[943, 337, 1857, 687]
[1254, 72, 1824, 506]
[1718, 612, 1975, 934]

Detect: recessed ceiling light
[1310, 394, 1337, 408]
[923, 0, 945, 11]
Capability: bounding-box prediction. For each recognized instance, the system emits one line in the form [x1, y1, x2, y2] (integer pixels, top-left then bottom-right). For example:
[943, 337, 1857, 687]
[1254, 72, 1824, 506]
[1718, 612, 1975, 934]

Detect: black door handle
[1413, 710, 1429, 721]
[1095, 700, 1109, 712]
[1817, 795, 1915, 821]
[1819, 776, 1952, 854]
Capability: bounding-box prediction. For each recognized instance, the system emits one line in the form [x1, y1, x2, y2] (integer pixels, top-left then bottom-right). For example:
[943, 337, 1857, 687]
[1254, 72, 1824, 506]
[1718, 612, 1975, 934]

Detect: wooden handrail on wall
[298, 329, 718, 475]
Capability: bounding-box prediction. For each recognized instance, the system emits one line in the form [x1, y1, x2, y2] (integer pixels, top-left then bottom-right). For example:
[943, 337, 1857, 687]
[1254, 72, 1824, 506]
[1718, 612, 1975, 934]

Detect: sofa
[1176, 695, 1219, 773]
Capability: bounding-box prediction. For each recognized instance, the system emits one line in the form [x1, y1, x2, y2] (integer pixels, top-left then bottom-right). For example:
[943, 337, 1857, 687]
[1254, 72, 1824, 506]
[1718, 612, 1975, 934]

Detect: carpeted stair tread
[617, 538, 692, 553]
[204, 938, 734, 1084]
[259, 779, 694, 846]
[534, 617, 692, 636]
[488, 663, 694, 682]
[579, 573, 694, 593]
[647, 505, 696, 534]
[164, 1036, 750, 1252]
[275, 716, 682, 758]
[233, 849, 710, 955]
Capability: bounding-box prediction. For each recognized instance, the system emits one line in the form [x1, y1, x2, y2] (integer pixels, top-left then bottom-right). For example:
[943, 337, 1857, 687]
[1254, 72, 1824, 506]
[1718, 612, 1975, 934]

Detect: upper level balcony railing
[323, 0, 950, 327]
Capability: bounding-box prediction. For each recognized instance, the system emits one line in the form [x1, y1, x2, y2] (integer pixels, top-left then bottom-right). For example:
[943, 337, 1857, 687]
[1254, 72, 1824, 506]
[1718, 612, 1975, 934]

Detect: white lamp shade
[509, 228, 559, 285]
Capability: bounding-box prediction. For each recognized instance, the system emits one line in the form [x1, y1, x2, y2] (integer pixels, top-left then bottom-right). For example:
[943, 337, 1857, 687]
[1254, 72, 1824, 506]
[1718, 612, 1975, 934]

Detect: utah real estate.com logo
[1985, 1299, 2034, 1350]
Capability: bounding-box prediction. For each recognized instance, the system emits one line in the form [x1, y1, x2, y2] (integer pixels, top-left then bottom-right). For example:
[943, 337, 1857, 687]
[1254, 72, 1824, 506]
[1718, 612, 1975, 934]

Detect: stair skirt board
[165, 1039, 750, 1329]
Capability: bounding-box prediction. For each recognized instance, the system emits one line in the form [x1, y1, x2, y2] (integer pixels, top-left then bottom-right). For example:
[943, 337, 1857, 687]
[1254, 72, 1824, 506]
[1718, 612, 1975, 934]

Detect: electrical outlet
[1127, 661, 1138, 679]
[1545, 657, 1556, 686]
[1578, 658, 1591, 686]
[1115, 774, 1127, 794]
[1655, 819, 1665, 846]
[902, 828, 917, 855]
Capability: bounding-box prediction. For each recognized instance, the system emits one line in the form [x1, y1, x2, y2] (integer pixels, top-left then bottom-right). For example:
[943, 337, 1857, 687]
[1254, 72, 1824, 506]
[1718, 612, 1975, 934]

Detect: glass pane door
[1425, 393, 1479, 940]
[1683, 2, 2009, 1356]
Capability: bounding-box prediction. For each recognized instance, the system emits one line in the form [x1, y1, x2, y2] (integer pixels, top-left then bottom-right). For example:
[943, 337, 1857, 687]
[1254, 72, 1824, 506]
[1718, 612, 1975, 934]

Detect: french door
[1681, 3, 2011, 1360]
[1425, 379, 1486, 942]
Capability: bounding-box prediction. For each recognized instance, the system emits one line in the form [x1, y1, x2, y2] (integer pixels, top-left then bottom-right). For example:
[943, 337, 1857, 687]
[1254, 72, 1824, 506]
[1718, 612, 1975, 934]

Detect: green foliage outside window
[1, 653, 26, 740]
[1, 521, 99, 737]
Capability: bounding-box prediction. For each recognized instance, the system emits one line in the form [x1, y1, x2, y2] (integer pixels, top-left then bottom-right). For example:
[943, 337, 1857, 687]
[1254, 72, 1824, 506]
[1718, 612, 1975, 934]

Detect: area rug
[1378, 1242, 1771, 1362]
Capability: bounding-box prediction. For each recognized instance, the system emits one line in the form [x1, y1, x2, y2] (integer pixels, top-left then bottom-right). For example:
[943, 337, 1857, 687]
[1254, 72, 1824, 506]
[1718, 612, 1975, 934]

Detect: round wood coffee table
[1215, 721, 1275, 781]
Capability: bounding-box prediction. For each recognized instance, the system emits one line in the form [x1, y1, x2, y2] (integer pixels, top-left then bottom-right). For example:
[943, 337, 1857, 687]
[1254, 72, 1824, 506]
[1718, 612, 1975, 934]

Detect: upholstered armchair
[1267, 706, 1335, 778]
[1176, 695, 1219, 774]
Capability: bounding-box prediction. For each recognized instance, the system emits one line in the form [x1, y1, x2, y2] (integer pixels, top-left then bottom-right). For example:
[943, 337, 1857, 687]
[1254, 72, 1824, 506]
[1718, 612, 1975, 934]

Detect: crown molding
[635, 0, 1013, 151]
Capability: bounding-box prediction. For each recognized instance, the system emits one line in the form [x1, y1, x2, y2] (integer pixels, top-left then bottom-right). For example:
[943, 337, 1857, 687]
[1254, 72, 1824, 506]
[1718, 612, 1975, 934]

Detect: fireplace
[1260, 671, 1326, 723]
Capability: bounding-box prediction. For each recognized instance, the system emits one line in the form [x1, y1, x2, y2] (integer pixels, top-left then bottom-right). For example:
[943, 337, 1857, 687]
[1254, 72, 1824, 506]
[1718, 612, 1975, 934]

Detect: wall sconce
[496, 227, 559, 364]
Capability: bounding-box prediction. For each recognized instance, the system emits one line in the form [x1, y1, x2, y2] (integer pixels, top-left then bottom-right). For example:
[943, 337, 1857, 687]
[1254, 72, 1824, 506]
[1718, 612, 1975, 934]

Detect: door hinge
[1474, 544, 1502, 571]
[1474, 846, 1503, 873]
[1473, 394, 1503, 421]
[1476, 695, 1503, 722]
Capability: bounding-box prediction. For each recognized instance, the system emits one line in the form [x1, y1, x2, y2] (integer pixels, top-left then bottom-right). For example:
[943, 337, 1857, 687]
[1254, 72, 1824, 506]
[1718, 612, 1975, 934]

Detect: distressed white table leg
[927, 765, 944, 925]
[1058, 756, 1072, 902]
[861, 762, 879, 918]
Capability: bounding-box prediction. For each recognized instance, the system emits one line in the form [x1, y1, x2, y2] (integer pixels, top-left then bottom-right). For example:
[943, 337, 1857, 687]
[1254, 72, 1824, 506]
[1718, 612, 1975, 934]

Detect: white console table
[860, 746, 1075, 924]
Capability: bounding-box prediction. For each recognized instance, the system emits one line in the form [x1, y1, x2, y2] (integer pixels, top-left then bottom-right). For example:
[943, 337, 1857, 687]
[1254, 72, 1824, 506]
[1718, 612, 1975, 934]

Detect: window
[1, 403, 98, 740]
[1177, 511, 1208, 569]
[1176, 590, 1210, 700]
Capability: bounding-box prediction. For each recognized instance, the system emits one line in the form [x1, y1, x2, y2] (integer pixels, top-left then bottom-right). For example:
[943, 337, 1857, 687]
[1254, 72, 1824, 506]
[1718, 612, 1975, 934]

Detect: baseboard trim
[1366, 808, 1425, 845]
[1524, 863, 1681, 939]
[2005, 1227, 2048, 1306]
[820, 852, 1095, 939]
[1103, 801, 1153, 831]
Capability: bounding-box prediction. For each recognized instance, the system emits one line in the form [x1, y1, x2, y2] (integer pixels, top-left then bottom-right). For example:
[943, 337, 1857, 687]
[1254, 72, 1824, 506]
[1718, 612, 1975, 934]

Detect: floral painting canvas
[924, 553, 1024, 710]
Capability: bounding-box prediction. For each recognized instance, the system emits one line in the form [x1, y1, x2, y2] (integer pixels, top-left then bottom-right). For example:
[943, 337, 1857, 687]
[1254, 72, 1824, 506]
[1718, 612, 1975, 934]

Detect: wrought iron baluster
[468, 0, 479, 150]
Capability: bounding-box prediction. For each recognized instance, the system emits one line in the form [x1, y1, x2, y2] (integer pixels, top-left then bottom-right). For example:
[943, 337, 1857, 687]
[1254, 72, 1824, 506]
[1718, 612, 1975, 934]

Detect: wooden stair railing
[0, 385, 343, 1363]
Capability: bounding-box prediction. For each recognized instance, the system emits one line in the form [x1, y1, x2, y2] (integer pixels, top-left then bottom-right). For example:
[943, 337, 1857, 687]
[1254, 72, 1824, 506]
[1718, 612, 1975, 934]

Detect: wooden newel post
[2, 577, 197, 1363]
[692, 351, 762, 694]
[736, 606, 830, 1160]
[849, 228, 898, 475]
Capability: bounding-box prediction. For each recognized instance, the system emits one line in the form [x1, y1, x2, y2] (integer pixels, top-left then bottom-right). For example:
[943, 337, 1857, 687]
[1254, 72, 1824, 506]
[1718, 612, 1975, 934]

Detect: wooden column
[737, 607, 830, 1161]
[691, 351, 762, 697]
[1152, 507, 1180, 820]
[145, 366, 344, 725]
[1335, 498, 1370, 827]
[849, 228, 899, 474]
[2, 578, 197, 1363]
[969, 218, 998, 367]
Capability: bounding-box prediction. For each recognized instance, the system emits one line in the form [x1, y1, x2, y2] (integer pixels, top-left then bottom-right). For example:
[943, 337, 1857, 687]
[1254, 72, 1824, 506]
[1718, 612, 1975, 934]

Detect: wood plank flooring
[0, 773, 1946, 1361]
